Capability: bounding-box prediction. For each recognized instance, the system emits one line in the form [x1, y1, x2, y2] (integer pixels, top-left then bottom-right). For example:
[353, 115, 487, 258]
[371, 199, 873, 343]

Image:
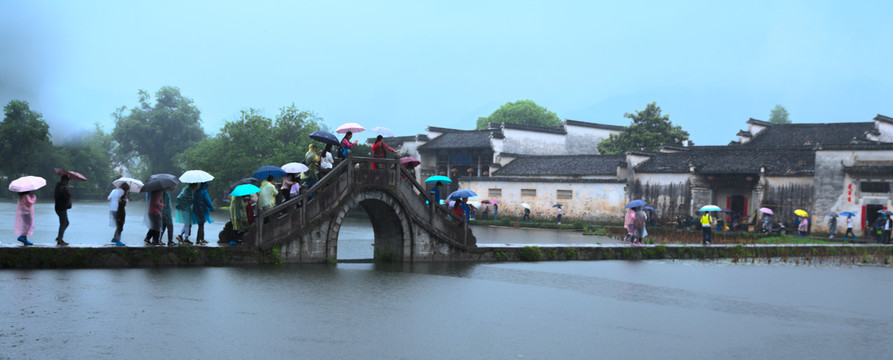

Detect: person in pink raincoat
[15, 191, 37, 246]
[624, 207, 638, 245]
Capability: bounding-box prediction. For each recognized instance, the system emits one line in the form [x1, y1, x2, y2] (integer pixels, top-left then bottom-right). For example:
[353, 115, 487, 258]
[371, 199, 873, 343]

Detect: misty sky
[2, 0, 892, 145]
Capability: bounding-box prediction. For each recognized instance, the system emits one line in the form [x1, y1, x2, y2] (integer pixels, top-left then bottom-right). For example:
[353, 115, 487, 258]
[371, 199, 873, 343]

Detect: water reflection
[1, 261, 890, 359]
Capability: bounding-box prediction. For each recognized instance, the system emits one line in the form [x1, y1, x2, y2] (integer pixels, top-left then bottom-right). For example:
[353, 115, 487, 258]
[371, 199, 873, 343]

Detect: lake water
[1, 201, 892, 359]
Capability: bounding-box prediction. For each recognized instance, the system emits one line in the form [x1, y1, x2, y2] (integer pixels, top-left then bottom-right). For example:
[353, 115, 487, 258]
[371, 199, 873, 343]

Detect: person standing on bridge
[301, 144, 319, 189]
[371, 135, 398, 169]
[176, 183, 198, 244]
[460, 198, 471, 223]
[54, 175, 71, 246]
[319, 144, 335, 178]
[230, 195, 251, 246]
[258, 175, 279, 212]
[142, 189, 164, 246]
[430, 181, 442, 205]
[340, 131, 358, 158]
[193, 182, 214, 245]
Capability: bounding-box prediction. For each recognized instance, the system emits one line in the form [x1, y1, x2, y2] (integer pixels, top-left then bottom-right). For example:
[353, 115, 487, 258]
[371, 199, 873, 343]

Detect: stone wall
[629, 173, 692, 222]
[459, 178, 626, 222]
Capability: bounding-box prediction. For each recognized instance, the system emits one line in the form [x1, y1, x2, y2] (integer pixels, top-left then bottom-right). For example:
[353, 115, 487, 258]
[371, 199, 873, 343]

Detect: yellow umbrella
[794, 209, 808, 217]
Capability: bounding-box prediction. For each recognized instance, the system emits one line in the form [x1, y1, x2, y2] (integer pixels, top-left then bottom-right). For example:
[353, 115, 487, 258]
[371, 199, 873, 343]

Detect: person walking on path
[301, 144, 319, 189]
[54, 175, 71, 246]
[192, 182, 214, 245]
[14, 191, 37, 246]
[556, 206, 563, 225]
[884, 215, 893, 244]
[493, 203, 498, 220]
[624, 207, 637, 245]
[844, 215, 856, 240]
[634, 207, 646, 243]
[797, 216, 809, 237]
[828, 216, 837, 239]
[370, 135, 398, 169]
[258, 175, 279, 212]
[340, 131, 358, 158]
[142, 189, 164, 246]
[175, 183, 197, 244]
[700, 211, 714, 245]
[522, 207, 531, 223]
[161, 186, 176, 246]
[107, 183, 129, 246]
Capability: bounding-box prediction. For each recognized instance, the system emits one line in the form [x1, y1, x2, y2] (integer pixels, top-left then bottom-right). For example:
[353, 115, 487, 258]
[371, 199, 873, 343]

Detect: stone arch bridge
[242, 156, 476, 263]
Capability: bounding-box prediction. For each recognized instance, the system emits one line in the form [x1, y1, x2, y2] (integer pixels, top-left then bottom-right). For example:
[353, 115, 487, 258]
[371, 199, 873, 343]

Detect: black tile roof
[743, 122, 876, 146]
[498, 122, 566, 135]
[634, 147, 815, 176]
[494, 155, 626, 177]
[843, 165, 893, 176]
[564, 119, 626, 131]
[417, 129, 500, 151]
[460, 176, 625, 184]
[875, 114, 893, 125]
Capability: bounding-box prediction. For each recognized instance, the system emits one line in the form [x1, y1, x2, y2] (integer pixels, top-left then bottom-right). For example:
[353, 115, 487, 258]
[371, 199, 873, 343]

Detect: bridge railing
[252, 154, 474, 249]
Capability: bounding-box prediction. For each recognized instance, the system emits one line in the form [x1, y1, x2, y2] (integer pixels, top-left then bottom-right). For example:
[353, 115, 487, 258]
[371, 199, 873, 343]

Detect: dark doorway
[729, 195, 746, 219]
[865, 204, 885, 231]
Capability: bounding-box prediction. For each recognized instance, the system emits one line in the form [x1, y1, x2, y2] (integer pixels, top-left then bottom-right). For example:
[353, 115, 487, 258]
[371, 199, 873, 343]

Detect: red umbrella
[400, 157, 420, 168]
[54, 168, 88, 181]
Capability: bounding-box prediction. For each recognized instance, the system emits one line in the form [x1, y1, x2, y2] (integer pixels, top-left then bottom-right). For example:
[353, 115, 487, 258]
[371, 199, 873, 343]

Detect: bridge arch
[328, 189, 413, 261]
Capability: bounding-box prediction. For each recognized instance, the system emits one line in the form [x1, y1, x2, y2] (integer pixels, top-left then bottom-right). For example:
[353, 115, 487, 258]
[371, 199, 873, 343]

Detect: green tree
[769, 104, 791, 124]
[60, 124, 118, 197]
[0, 100, 52, 177]
[113, 87, 206, 177]
[178, 106, 326, 205]
[597, 102, 689, 154]
[475, 100, 562, 129]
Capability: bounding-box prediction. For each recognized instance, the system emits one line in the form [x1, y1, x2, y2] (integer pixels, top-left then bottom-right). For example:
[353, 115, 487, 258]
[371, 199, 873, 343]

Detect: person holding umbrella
[176, 183, 198, 244]
[230, 184, 261, 246]
[143, 188, 164, 246]
[108, 183, 130, 246]
[340, 131, 358, 158]
[700, 211, 715, 245]
[827, 213, 838, 239]
[522, 207, 531, 223]
[15, 191, 37, 246]
[844, 213, 856, 240]
[162, 186, 176, 246]
[430, 181, 442, 205]
[54, 175, 71, 246]
[192, 182, 214, 245]
[258, 175, 279, 211]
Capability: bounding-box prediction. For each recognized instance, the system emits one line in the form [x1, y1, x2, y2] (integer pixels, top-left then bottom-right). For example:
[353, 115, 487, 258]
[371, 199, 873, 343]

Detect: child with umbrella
[9, 176, 46, 246]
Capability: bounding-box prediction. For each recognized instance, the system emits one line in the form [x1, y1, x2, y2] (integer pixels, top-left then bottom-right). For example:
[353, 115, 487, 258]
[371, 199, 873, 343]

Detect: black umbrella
[552, 204, 562, 208]
[230, 178, 260, 194]
[140, 174, 180, 193]
[309, 130, 341, 146]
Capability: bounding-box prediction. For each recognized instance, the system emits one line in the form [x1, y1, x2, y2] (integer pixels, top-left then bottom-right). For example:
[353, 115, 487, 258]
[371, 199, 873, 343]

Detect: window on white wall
[488, 188, 502, 198]
[521, 188, 536, 197]
[557, 189, 573, 200]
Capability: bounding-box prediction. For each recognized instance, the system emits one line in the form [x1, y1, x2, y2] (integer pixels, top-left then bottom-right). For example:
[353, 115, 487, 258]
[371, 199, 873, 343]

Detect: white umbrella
[179, 170, 214, 184]
[369, 126, 395, 137]
[281, 162, 309, 174]
[521, 203, 530, 209]
[113, 177, 144, 192]
[335, 122, 365, 134]
[8, 176, 46, 192]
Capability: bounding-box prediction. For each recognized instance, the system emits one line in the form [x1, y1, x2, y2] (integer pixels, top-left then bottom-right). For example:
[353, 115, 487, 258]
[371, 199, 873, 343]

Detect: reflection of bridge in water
[244, 156, 476, 263]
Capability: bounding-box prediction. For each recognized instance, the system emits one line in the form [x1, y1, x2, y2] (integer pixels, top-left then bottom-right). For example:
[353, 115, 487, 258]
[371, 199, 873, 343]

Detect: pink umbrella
[8, 176, 47, 192]
[54, 167, 88, 181]
[759, 207, 774, 215]
[400, 157, 420, 168]
[335, 122, 365, 134]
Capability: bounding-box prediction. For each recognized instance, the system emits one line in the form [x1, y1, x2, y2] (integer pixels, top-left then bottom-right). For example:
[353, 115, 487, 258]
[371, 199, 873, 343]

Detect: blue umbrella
[699, 205, 722, 212]
[425, 175, 452, 183]
[253, 165, 286, 179]
[644, 206, 655, 211]
[230, 184, 261, 197]
[626, 199, 646, 208]
[840, 211, 856, 217]
[309, 130, 340, 146]
[447, 189, 478, 200]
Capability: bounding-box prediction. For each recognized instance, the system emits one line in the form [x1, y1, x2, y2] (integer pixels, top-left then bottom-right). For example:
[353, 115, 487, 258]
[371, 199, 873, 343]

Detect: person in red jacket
[371, 135, 398, 169]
